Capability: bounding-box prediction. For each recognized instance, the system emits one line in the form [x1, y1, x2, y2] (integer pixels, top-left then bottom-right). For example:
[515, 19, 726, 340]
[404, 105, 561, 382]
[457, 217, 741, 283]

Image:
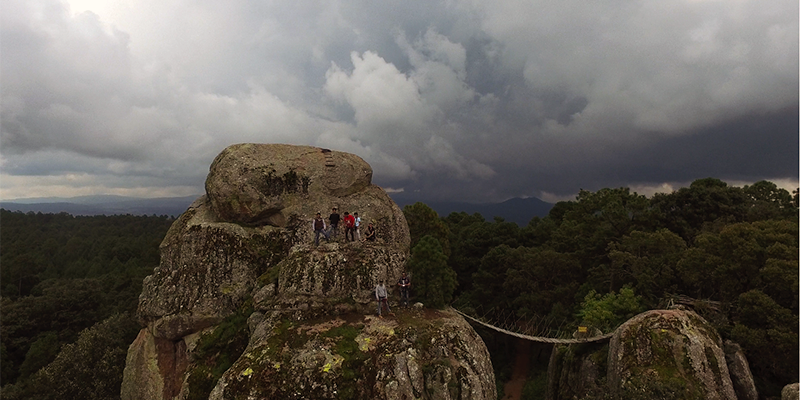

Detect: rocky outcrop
[206, 308, 495, 399]
[608, 309, 736, 400]
[121, 143, 494, 400]
[546, 342, 607, 400]
[724, 340, 758, 400]
[546, 309, 761, 400]
[784, 383, 800, 400]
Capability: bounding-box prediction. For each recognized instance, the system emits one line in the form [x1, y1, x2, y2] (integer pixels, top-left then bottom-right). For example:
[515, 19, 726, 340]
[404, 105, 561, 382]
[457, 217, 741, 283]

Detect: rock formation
[783, 383, 799, 400]
[121, 143, 495, 400]
[547, 309, 759, 400]
[608, 309, 737, 400]
[723, 340, 758, 400]
[546, 341, 607, 400]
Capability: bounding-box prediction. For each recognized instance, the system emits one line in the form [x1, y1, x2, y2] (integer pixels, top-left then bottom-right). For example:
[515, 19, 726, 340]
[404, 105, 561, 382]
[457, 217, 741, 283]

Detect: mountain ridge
[0, 194, 555, 224]
[0, 195, 200, 217]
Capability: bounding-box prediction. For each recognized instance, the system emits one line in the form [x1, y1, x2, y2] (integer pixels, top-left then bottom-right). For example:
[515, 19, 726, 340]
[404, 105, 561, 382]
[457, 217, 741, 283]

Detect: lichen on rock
[209, 308, 495, 400]
[121, 143, 494, 400]
[607, 309, 737, 400]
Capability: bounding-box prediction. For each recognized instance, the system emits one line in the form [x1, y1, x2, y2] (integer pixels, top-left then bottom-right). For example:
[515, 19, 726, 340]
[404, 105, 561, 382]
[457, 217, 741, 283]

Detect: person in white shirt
[354, 212, 362, 241]
[375, 280, 392, 317]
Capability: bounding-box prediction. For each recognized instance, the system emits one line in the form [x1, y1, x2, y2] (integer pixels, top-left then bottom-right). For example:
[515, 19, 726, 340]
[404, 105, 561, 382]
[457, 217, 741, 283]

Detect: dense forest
[1, 178, 797, 399]
[404, 178, 798, 398]
[0, 211, 175, 399]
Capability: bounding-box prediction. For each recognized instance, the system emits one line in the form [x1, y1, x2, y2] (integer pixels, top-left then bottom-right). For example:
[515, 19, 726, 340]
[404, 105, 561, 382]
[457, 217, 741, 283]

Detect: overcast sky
[1, 0, 797, 203]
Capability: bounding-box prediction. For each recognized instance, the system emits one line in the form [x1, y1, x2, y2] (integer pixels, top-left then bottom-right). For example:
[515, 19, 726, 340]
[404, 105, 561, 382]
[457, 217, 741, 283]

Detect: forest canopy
[404, 179, 798, 397]
[0, 178, 796, 398]
[0, 211, 174, 398]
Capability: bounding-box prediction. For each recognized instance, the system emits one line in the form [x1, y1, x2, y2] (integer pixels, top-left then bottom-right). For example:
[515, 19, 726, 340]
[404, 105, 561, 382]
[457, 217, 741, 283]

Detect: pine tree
[408, 235, 457, 309]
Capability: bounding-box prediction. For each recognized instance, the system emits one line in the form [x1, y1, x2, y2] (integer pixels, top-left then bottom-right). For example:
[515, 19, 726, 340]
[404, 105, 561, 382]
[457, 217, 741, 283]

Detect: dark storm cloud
[1, 0, 797, 200]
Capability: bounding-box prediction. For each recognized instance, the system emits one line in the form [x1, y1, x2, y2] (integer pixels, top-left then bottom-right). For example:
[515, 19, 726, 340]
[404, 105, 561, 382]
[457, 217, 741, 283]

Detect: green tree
[0, 343, 12, 385]
[17, 332, 61, 380]
[600, 229, 687, 303]
[676, 220, 798, 307]
[742, 180, 797, 221]
[650, 178, 749, 242]
[2, 313, 141, 400]
[502, 247, 583, 320]
[577, 287, 644, 333]
[548, 187, 651, 269]
[468, 245, 516, 313]
[408, 235, 457, 309]
[403, 202, 451, 258]
[444, 212, 521, 295]
[730, 290, 798, 397]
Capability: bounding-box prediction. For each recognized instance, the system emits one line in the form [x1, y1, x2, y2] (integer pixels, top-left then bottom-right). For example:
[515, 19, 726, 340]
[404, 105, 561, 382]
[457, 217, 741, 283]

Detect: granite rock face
[121, 143, 494, 400]
[206, 144, 370, 225]
[724, 340, 758, 400]
[783, 383, 799, 400]
[546, 309, 760, 400]
[208, 308, 495, 400]
[608, 309, 736, 400]
[546, 342, 607, 400]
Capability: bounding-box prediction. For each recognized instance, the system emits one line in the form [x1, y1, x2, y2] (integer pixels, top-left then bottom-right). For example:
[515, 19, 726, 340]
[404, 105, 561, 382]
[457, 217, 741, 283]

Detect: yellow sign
[578, 326, 587, 333]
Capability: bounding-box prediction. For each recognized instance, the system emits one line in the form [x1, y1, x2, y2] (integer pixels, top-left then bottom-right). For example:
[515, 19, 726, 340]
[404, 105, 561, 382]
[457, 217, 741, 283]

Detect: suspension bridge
[451, 308, 615, 344]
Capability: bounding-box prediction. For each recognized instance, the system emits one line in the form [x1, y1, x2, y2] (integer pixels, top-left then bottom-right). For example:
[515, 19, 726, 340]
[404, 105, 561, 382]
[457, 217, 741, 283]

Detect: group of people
[312, 207, 376, 246]
[312, 206, 408, 318]
[375, 272, 411, 317]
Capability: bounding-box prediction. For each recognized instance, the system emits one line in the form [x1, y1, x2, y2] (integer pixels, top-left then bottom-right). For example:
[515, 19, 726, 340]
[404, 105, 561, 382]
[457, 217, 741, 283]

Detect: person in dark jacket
[312, 212, 329, 246]
[363, 222, 376, 242]
[397, 272, 411, 307]
[328, 207, 340, 238]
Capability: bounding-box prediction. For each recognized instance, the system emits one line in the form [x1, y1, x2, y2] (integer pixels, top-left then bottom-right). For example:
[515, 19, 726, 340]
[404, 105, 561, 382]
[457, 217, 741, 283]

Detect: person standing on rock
[343, 211, 356, 242]
[328, 207, 340, 239]
[375, 280, 393, 318]
[312, 212, 329, 246]
[397, 272, 411, 307]
[353, 212, 361, 241]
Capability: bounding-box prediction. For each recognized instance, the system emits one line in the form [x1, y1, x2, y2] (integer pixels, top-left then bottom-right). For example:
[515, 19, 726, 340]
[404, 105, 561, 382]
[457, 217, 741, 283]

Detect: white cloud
[1, 0, 796, 202]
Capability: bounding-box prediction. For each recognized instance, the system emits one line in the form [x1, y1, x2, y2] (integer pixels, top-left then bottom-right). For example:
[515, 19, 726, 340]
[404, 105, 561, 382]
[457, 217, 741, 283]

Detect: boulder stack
[121, 143, 495, 400]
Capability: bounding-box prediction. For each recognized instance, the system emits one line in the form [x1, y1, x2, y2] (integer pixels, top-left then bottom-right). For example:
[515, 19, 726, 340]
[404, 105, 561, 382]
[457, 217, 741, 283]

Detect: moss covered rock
[208, 308, 495, 400]
[137, 195, 295, 335]
[608, 309, 736, 400]
[122, 144, 492, 400]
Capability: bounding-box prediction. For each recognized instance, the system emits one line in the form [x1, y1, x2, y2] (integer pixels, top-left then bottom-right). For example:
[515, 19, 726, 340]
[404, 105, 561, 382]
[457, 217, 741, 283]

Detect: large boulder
[121, 143, 494, 400]
[783, 383, 800, 400]
[121, 329, 188, 400]
[608, 309, 737, 400]
[204, 308, 496, 399]
[206, 143, 370, 225]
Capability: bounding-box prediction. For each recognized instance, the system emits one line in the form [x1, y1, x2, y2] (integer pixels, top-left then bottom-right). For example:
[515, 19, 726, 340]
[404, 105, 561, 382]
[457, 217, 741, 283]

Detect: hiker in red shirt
[343, 211, 356, 242]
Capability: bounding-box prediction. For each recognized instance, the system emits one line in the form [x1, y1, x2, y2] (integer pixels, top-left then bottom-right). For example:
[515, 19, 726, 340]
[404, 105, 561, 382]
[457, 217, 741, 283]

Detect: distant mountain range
[1, 194, 554, 225]
[0, 195, 201, 217]
[389, 194, 554, 226]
